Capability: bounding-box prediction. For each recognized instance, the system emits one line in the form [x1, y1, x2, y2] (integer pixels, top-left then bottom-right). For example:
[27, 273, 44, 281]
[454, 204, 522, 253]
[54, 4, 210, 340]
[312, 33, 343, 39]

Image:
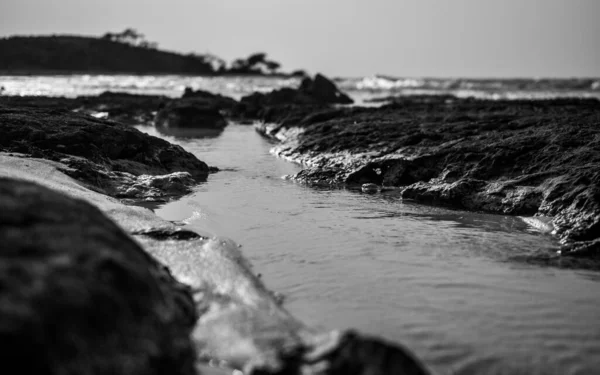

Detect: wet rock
[1, 155, 432, 375]
[0, 177, 197, 375]
[155, 99, 227, 129]
[361, 183, 380, 193]
[79, 91, 167, 124]
[182, 87, 238, 110]
[254, 96, 600, 259]
[154, 88, 238, 132]
[0, 106, 209, 200]
[327, 331, 431, 375]
[131, 227, 204, 240]
[0, 92, 167, 125]
[232, 73, 353, 122]
[56, 157, 197, 201]
[299, 74, 353, 105]
[116, 171, 196, 200]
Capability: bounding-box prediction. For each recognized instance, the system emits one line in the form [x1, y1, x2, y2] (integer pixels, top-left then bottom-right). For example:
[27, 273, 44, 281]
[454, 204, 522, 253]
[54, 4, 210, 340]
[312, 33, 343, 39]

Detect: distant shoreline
[0, 35, 307, 78]
[0, 69, 303, 78]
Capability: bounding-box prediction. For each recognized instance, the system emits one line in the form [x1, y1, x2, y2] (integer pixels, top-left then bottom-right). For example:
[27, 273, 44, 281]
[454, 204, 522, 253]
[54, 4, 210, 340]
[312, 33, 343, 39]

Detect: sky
[1, 0, 599, 78]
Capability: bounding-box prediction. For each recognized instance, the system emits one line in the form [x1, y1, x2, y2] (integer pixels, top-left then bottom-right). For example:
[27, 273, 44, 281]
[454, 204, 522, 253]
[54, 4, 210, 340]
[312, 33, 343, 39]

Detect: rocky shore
[2, 72, 600, 373]
[245, 94, 600, 259]
[3, 74, 599, 260]
[0, 89, 432, 375]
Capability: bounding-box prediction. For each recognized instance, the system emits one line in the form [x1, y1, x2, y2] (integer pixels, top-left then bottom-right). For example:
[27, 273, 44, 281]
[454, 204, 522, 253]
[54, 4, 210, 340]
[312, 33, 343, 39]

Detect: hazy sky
[1, 0, 599, 77]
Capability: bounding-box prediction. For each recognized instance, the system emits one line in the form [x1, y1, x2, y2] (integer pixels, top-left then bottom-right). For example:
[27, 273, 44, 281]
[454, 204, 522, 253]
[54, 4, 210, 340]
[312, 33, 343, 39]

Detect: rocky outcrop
[154, 99, 227, 130]
[182, 87, 238, 110]
[0, 106, 209, 201]
[0, 92, 168, 125]
[0, 158, 432, 375]
[79, 91, 168, 124]
[299, 74, 354, 104]
[255, 96, 600, 259]
[154, 89, 240, 135]
[232, 74, 353, 122]
[0, 90, 239, 129]
[0, 177, 197, 375]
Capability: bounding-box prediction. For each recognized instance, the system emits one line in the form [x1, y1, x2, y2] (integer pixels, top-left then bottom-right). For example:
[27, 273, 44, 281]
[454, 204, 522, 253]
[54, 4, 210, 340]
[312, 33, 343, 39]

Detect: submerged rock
[254, 96, 600, 259]
[0, 177, 197, 375]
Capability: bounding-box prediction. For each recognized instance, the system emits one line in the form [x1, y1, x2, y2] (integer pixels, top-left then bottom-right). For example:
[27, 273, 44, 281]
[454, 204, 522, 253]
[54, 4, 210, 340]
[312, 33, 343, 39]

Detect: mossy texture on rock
[0, 177, 197, 375]
[0, 106, 209, 200]
[0, 92, 168, 125]
[254, 96, 600, 257]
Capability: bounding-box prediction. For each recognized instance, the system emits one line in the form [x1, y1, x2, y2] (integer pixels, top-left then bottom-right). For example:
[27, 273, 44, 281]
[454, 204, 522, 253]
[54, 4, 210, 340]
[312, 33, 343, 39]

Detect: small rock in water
[361, 183, 380, 193]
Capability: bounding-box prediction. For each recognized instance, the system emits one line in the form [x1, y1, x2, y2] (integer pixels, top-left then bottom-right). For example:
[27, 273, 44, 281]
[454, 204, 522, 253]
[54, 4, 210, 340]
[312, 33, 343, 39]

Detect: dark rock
[254, 96, 600, 259]
[232, 73, 353, 122]
[290, 69, 308, 78]
[0, 92, 168, 125]
[1, 155, 433, 375]
[155, 99, 227, 129]
[0, 106, 209, 200]
[0, 177, 197, 375]
[361, 183, 380, 193]
[131, 227, 204, 240]
[181, 87, 238, 110]
[299, 74, 353, 105]
[81, 91, 168, 125]
[326, 331, 430, 375]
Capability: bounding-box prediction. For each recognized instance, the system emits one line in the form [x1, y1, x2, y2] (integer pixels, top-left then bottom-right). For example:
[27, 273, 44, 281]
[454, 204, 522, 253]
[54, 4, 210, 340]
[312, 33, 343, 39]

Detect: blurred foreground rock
[0, 156, 432, 375]
[0, 176, 197, 375]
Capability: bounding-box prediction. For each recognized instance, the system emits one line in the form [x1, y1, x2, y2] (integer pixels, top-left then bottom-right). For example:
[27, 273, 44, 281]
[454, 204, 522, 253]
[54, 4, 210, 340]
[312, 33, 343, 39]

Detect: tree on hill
[229, 52, 282, 74]
[102, 28, 157, 49]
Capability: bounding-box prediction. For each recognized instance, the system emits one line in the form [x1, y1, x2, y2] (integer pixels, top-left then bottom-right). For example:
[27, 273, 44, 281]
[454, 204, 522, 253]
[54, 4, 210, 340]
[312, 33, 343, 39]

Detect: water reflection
[155, 126, 225, 139]
[138, 121, 600, 375]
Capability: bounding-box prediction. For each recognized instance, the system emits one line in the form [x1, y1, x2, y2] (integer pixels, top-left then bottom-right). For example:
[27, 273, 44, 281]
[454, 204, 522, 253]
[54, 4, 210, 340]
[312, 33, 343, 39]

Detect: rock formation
[0, 105, 209, 201]
[253, 96, 600, 259]
[0, 176, 198, 375]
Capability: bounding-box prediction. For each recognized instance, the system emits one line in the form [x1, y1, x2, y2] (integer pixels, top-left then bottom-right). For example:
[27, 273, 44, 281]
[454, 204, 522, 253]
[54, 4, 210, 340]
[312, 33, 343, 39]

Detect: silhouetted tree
[246, 52, 267, 66]
[264, 60, 281, 74]
[101, 28, 155, 48]
[228, 52, 282, 74]
[202, 53, 226, 72]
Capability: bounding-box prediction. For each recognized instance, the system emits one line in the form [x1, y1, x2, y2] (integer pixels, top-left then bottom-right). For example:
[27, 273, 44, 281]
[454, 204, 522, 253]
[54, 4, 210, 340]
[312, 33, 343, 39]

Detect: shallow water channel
[137, 123, 600, 375]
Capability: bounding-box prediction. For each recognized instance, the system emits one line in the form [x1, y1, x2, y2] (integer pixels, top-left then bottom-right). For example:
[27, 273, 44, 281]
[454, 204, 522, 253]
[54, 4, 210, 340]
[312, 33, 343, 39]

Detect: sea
[2, 74, 600, 375]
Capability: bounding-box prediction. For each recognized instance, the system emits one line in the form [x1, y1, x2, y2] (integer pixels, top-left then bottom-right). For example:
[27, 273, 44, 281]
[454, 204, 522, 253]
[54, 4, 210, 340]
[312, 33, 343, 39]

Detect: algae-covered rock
[254, 96, 600, 259]
[0, 106, 209, 201]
